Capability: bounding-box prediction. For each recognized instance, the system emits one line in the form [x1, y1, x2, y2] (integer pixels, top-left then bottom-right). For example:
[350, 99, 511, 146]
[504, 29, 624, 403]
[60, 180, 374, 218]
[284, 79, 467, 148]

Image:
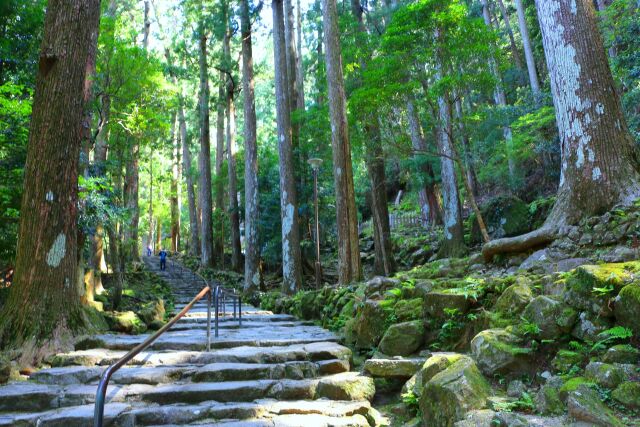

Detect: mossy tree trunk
[0, 0, 101, 349]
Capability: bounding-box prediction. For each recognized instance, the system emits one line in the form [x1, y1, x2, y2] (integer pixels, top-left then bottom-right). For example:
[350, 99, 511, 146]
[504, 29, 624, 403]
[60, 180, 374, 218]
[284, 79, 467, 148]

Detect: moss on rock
[612, 381, 640, 409]
[379, 320, 425, 356]
[614, 284, 640, 336]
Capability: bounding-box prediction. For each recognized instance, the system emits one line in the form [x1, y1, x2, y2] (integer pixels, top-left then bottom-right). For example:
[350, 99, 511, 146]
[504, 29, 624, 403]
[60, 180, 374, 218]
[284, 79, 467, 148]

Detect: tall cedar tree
[323, 0, 362, 284]
[0, 0, 101, 349]
[241, 0, 261, 292]
[273, 0, 304, 293]
[483, 0, 640, 259]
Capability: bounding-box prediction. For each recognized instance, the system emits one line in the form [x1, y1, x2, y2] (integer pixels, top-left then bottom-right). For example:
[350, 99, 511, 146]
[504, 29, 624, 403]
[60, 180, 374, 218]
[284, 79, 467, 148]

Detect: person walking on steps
[159, 248, 167, 271]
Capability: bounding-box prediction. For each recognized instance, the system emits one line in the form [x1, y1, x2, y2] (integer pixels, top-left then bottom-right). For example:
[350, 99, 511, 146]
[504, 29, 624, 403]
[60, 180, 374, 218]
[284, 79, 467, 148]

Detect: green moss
[568, 262, 640, 294]
[612, 382, 640, 409]
[559, 377, 595, 400]
[395, 298, 424, 321]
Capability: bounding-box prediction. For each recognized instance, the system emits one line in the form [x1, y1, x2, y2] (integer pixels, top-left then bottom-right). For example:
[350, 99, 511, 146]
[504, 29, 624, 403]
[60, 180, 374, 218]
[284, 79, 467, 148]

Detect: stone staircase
[0, 257, 382, 426]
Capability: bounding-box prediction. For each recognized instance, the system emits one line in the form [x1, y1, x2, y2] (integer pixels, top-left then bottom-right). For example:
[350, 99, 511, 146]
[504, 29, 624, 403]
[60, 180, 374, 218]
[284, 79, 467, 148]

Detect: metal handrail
[93, 258, 243, 427]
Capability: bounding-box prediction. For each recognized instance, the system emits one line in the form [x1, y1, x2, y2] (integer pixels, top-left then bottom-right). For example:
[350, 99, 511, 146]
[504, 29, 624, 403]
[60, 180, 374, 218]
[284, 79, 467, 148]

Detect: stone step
[49, 342, 351, 368]
[175, 314, 296, 323]
[30, 359, 349, 386]
[74, 326, 338, 351]
[0, 399, 380, 427]
[140, 372, 374, 405]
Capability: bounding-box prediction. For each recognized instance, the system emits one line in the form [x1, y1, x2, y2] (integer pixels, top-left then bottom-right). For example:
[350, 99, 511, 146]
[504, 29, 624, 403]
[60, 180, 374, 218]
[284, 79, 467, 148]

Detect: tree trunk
[454, 97, 480, 197]
[514, 0, 540, 95]
[215, 80, 226, 267]
[296, 0, 305, 111]
[226, 84, 242, 272]
[323, 0, 362, 284]
[407, 97, 443, 227]
[198, 21, 214, 268]
[483, 0, 640, 260]
[0, 0, 101, 349]
[495, 0, 524, 70]
[142, 0, 150, 50]
[273, 0, 303, 293]
[171, 112, 181, 253]
[180, 99, 200, 256]
[435, 64, 467, 257]
[315, 4, 325, 106]
[241, 0, 261, 293]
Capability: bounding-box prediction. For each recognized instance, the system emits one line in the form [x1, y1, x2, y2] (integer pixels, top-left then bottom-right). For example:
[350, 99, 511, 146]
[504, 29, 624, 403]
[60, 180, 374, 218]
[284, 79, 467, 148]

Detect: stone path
[0, 257, 382, 426]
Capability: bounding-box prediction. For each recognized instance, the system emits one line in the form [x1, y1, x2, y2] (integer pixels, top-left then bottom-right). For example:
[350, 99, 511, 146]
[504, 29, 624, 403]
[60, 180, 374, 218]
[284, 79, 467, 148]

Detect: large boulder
[470, 195, 530, 243]
[363, 358, 424, 378]
[522, 296, 577, 340]
[470, 329, 530, 376]
[316, 372, 375, 401]
[612, 382, 640, 410]
[567, 385, 624, 427]
[364, 276, 400, 299]
[402, 352, 465, 399]
[419, 355, 491, 427]
[564, 263, 638, 318]
[603, 344, 640, 364]
[379, 320, 425, 357]
[614, 284, 640, 335]
[138, 299, 165, 328]
[584, 362, 626, 389]
[535, 376, 565, 415]
[424, 290, 472, 318]
[350, 301, 387, 349]
[104, 311, 147, 334]
[493, 280, 533, 316]
[394, 298, 424, 321]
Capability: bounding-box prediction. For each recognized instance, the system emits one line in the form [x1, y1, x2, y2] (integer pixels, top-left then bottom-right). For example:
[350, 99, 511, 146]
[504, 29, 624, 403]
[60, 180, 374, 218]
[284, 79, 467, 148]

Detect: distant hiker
[159, 248, 167, 271]
[147, 245, 152, 256]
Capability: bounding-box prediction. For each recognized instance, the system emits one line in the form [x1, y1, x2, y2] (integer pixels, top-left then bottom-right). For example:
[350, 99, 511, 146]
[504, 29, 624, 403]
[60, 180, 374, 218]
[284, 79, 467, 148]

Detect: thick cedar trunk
[0, 0, 101, 348]
[315, 9, 325, 106]
[407, 98, 443, 227]
[483, 0, 640, 260]
[171, 113, 180, 253]
[124, 143, 140, 261]
[180, 100, 200, 256]
[198, 24, 214, 268]
[435, 70, 467, 257]
[226, 86, 242, 272]
[323, 0, 362, 284]
[514, 0, 540, 94]
[295, 0, 305, 111]
[273, 0, 304, 293]
[284, 0, 301, 137]
[241, 0, 261, 293]
[148, 152, 154, 252]
[495, 0, 524, 70]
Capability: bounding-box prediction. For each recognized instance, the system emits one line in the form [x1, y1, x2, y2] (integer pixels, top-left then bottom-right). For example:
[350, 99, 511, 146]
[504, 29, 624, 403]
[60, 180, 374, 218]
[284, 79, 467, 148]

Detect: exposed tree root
[482, 226, 558, 262]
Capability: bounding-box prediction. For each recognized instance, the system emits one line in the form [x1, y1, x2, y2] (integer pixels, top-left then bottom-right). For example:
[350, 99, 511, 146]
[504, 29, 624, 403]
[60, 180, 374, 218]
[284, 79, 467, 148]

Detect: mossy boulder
[104, 311, 147, 334]
[551, 350, 583, 373]
[419, 355, 491, 427]
[299, 290, 322, 319]
[603, 344, 640, 364]
[558, 377, 595, 401]
[395, 298, 424, 321]
[565, 262, 638, 318]
[316, 372, 375, 401]
[585, 361, 627, 389]
[379, 320, 425, 357]
[535, 377, 565, 415]
[138, 298, 165, 327]
[614, 284, 640, 335]
[470, 195, 530, 243]
[493, 280, 533, 316]
[567, 384, 624, 427]
[403, 352, 465, 399]
[612, 381, 640, 409]
[522, 295, 577, 339]
[424, 290, 472, 318]
[571, 311, 614, 341]
[351, 300, 387, 349]
[364, 276, 400, 299]
[470, 329, 531, 376]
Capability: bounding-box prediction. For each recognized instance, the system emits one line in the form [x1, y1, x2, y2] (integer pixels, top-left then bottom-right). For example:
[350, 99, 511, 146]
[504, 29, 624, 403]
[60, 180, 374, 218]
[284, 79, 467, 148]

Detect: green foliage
[492, 392, 535, 413]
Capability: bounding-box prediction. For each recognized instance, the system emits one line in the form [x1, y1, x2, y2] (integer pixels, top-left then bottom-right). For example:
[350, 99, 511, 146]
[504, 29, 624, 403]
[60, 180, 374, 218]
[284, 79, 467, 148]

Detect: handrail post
[214, 286, 220, 338]
[239, 297, 242, 327]
[206, 287, 211, 352]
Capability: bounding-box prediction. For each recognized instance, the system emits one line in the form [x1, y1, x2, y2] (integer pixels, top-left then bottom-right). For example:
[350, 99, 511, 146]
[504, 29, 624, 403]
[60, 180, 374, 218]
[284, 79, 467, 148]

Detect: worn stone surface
[424, 290, 471, 318]
[378, 320, 424, 357]
[493, 280, 533, 315]
[522, 296, 577, 339]
[567, 385, 624, 427]
[316, 372, 375, 401]
[470, 329, 530, 376]
[614, 284, 640, 335]
[363, 358, 424, 378]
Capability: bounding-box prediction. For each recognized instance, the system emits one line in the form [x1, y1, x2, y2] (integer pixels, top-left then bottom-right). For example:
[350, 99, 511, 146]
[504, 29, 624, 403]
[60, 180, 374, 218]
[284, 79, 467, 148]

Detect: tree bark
[273, 0, 304, 293]
[171, 112, 180, 253]
[435, 61, 467, 257]
[514, 0, 540, 94]
[407, 97, 443, 227]
[295, 0, 305, 111]
[198, 19, 214, 268]
[226, 82, 242, 272]
[214, 80, 226, 266]
[241, 0, 261, 293]
[483, 0, 640, 260]
[180, 99, 200, 256]
[323, 0, 362, 284]
[453, 96, 480, 197]
[0, 0, 101, 349]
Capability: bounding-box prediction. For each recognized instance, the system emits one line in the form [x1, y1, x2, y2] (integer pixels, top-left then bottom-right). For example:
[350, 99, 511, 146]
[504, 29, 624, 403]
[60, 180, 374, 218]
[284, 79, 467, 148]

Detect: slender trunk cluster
[180, 100, 200, 256]
[226, 82, 242, 272]
[171, 112, 181, 253]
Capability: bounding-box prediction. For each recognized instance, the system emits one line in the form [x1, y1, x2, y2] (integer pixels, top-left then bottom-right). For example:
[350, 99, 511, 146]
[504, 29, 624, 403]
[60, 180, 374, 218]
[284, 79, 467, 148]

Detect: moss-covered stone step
[48, 341, 352, 367]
